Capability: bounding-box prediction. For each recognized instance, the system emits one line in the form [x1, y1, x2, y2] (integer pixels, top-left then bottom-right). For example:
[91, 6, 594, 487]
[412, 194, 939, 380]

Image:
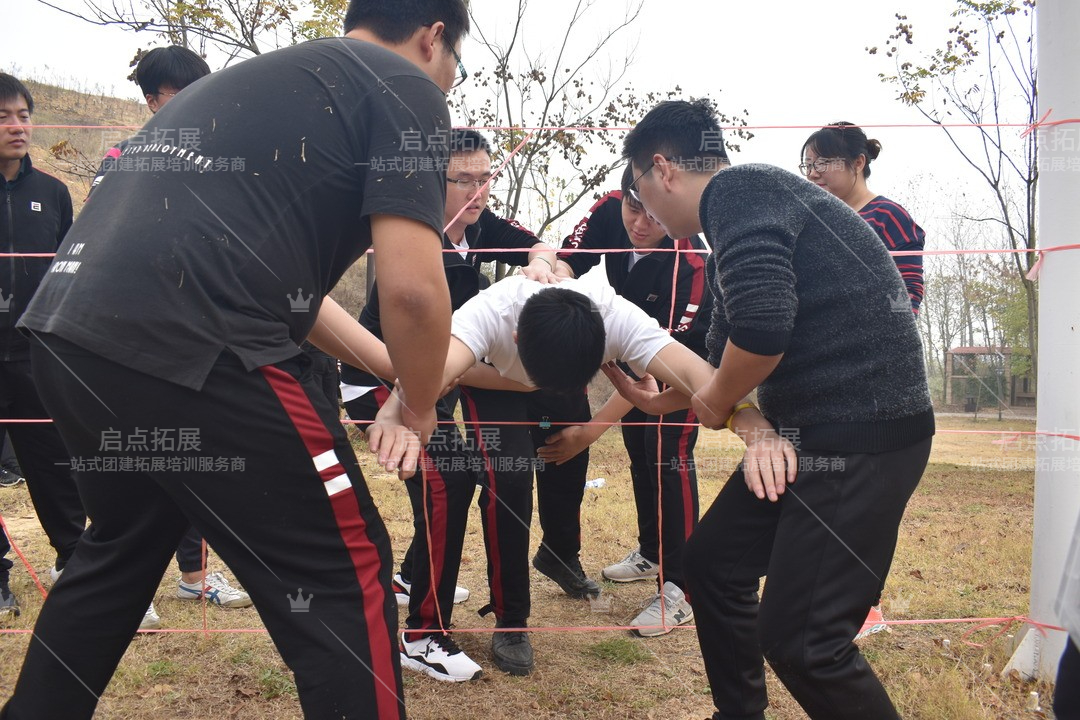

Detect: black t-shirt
[20, 38, 451, 390]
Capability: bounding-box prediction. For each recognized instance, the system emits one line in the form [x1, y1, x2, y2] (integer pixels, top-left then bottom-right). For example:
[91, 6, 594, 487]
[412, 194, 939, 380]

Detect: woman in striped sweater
[800, 122, 926, 314]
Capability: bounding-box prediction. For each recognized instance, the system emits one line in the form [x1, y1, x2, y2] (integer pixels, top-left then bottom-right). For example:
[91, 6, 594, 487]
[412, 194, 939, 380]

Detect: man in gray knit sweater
[613, 99, 934, 720]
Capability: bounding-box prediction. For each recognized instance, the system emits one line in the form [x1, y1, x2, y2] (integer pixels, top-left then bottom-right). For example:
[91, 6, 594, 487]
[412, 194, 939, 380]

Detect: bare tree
[454, 0, 751, 254]
[869, 0, 1039, 381]
[35, 0, 337, 63]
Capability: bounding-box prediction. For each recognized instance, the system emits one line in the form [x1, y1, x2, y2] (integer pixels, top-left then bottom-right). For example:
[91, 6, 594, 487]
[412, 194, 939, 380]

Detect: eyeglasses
[155, 90, 179, 97]
[447, 176, 494, 190]
[799, 157, 847, 175]
[446, 40, 468, 89]
[626, 162, 656, 205]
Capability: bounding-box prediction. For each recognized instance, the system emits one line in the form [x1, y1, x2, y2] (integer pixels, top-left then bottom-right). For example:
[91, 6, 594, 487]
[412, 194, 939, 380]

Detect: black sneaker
[491, 621, 533, 676]
[0, 468, 25, 487]
[532, 550, 601, 599]
[0, 580, 19, 618]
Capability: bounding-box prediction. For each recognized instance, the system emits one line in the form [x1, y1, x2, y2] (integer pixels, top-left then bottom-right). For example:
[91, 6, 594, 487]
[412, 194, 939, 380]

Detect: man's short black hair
[517, 288, 606, 393]
[623, 98, 729, 173]
[135, 46, 211, 97]
[449, 128, 490, 154]
[343, 0, 470, 50]
[0, 73, 34, 115]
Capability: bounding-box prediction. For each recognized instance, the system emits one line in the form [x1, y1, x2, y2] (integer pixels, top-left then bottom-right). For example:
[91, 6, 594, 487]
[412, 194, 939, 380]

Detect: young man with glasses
[552, 163, 713, 637]
[340, 128, 557, 681]
[5, 2, 469, 717]
[616, 98, 934, 720]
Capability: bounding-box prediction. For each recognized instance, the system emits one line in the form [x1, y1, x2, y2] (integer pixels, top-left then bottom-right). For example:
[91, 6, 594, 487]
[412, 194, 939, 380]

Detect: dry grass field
[0, 415, 1056, 719]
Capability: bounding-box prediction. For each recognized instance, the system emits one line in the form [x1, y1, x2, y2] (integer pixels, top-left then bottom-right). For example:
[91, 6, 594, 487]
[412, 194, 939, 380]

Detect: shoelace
[500, 630, 527, 645]
[428, 633, 463, 656]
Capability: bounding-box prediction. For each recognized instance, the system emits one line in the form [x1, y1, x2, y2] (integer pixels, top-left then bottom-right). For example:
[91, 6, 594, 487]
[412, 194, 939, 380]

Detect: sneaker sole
[631, 611, 694, 638]
[491, 655, 534, 676]
[176, 591, 253, 608]
[394, 591, 469, 607]
[400, 653, 482, 682]
[600, 570, 658, 583]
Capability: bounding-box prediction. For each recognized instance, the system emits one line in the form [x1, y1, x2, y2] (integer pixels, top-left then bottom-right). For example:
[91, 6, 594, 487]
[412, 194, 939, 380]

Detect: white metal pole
[1003, 0, 1080, 682]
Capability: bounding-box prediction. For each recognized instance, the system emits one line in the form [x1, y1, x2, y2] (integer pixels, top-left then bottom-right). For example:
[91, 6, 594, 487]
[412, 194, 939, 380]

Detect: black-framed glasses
[627, 162, 656, 205]
[446, 41, 468, 89]
[799, 157, 846, 175]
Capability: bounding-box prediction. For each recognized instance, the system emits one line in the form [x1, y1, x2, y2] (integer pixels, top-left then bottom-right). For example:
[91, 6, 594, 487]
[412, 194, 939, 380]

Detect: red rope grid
[1, 115, 1076, 644]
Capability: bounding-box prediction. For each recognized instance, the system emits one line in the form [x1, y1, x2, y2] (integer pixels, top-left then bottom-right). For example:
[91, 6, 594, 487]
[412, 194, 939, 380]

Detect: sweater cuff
[728, 326, 791, 356]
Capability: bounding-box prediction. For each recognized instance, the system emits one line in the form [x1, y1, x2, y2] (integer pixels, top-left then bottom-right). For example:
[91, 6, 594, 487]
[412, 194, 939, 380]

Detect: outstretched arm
[309, 297, 394, 381]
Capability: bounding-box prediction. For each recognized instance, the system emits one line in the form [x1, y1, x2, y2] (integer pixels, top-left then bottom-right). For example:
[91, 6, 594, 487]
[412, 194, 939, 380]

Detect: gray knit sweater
[700, 163, 934, 453]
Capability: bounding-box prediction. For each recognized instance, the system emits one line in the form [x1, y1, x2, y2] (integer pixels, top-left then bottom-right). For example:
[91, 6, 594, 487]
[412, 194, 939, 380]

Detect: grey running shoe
[630, 581, 693, 637]
[602, 548, 659, 583]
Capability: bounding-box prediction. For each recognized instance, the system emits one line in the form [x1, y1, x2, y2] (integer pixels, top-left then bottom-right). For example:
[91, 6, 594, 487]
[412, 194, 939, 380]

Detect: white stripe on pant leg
[313, 449, 339, 472]
[324, 473, 352, 496]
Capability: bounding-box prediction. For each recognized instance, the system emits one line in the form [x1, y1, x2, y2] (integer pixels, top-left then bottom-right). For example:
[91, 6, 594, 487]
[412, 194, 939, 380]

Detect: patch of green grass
[258, 667, 298, 700]
[230, 648, 256, 666]
[146, 659, 176, 678]
[584, 637, 653, 665]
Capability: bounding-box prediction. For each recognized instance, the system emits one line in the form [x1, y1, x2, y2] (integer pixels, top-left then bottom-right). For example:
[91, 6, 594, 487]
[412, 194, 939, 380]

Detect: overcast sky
[3, 0, 1034, 239]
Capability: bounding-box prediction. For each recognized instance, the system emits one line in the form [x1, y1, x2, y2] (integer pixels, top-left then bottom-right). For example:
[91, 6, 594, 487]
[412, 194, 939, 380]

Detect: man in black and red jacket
[340, 128, 560, 680]
[0, 74, 85, 616]
[551, 164, 713, 636]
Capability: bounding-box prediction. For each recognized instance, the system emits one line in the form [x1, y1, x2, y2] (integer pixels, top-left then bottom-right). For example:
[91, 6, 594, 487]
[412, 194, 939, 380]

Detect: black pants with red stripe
[458, 387, 590, 625]
[344, 387, 476, 638]
[620, 406, 700, 590]
[2, 339, 404, 720]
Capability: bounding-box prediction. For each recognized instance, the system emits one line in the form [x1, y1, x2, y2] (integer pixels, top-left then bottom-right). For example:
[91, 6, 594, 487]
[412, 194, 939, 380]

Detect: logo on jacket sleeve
[30, 202, 41, 212]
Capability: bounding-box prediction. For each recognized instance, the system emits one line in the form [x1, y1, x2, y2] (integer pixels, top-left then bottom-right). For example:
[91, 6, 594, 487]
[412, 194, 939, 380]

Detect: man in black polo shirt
[554, 164, 713, 637]
[4, 2, 468, 718]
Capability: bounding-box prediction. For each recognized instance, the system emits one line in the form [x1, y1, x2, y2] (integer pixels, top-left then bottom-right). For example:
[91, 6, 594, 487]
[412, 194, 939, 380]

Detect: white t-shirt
[451, 275, 675, 387]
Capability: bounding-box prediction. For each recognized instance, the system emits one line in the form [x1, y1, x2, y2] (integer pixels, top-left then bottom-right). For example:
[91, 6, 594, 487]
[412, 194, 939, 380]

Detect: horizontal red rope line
[0, 616, 1064, 636]
[0, 418, 1061, 439]
[16, 120, 1077, 132]
[3, 245, 1072, 260]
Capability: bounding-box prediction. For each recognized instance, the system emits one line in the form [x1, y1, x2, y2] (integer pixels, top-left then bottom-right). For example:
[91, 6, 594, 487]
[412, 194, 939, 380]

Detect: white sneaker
[392, 574, 469, 606]
[630, 581, 694, 637]
[176, 571, 253, 608]
[400, 631, 482, 682]
[140, 602, 162, 630]
[49, 565, 63, 583]
[602, 548, 660, 583]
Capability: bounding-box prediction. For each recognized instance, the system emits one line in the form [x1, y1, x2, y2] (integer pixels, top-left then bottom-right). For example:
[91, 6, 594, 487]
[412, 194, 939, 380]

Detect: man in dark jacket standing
[0, 73, 86, 616]
[619, 99, 934, 720]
